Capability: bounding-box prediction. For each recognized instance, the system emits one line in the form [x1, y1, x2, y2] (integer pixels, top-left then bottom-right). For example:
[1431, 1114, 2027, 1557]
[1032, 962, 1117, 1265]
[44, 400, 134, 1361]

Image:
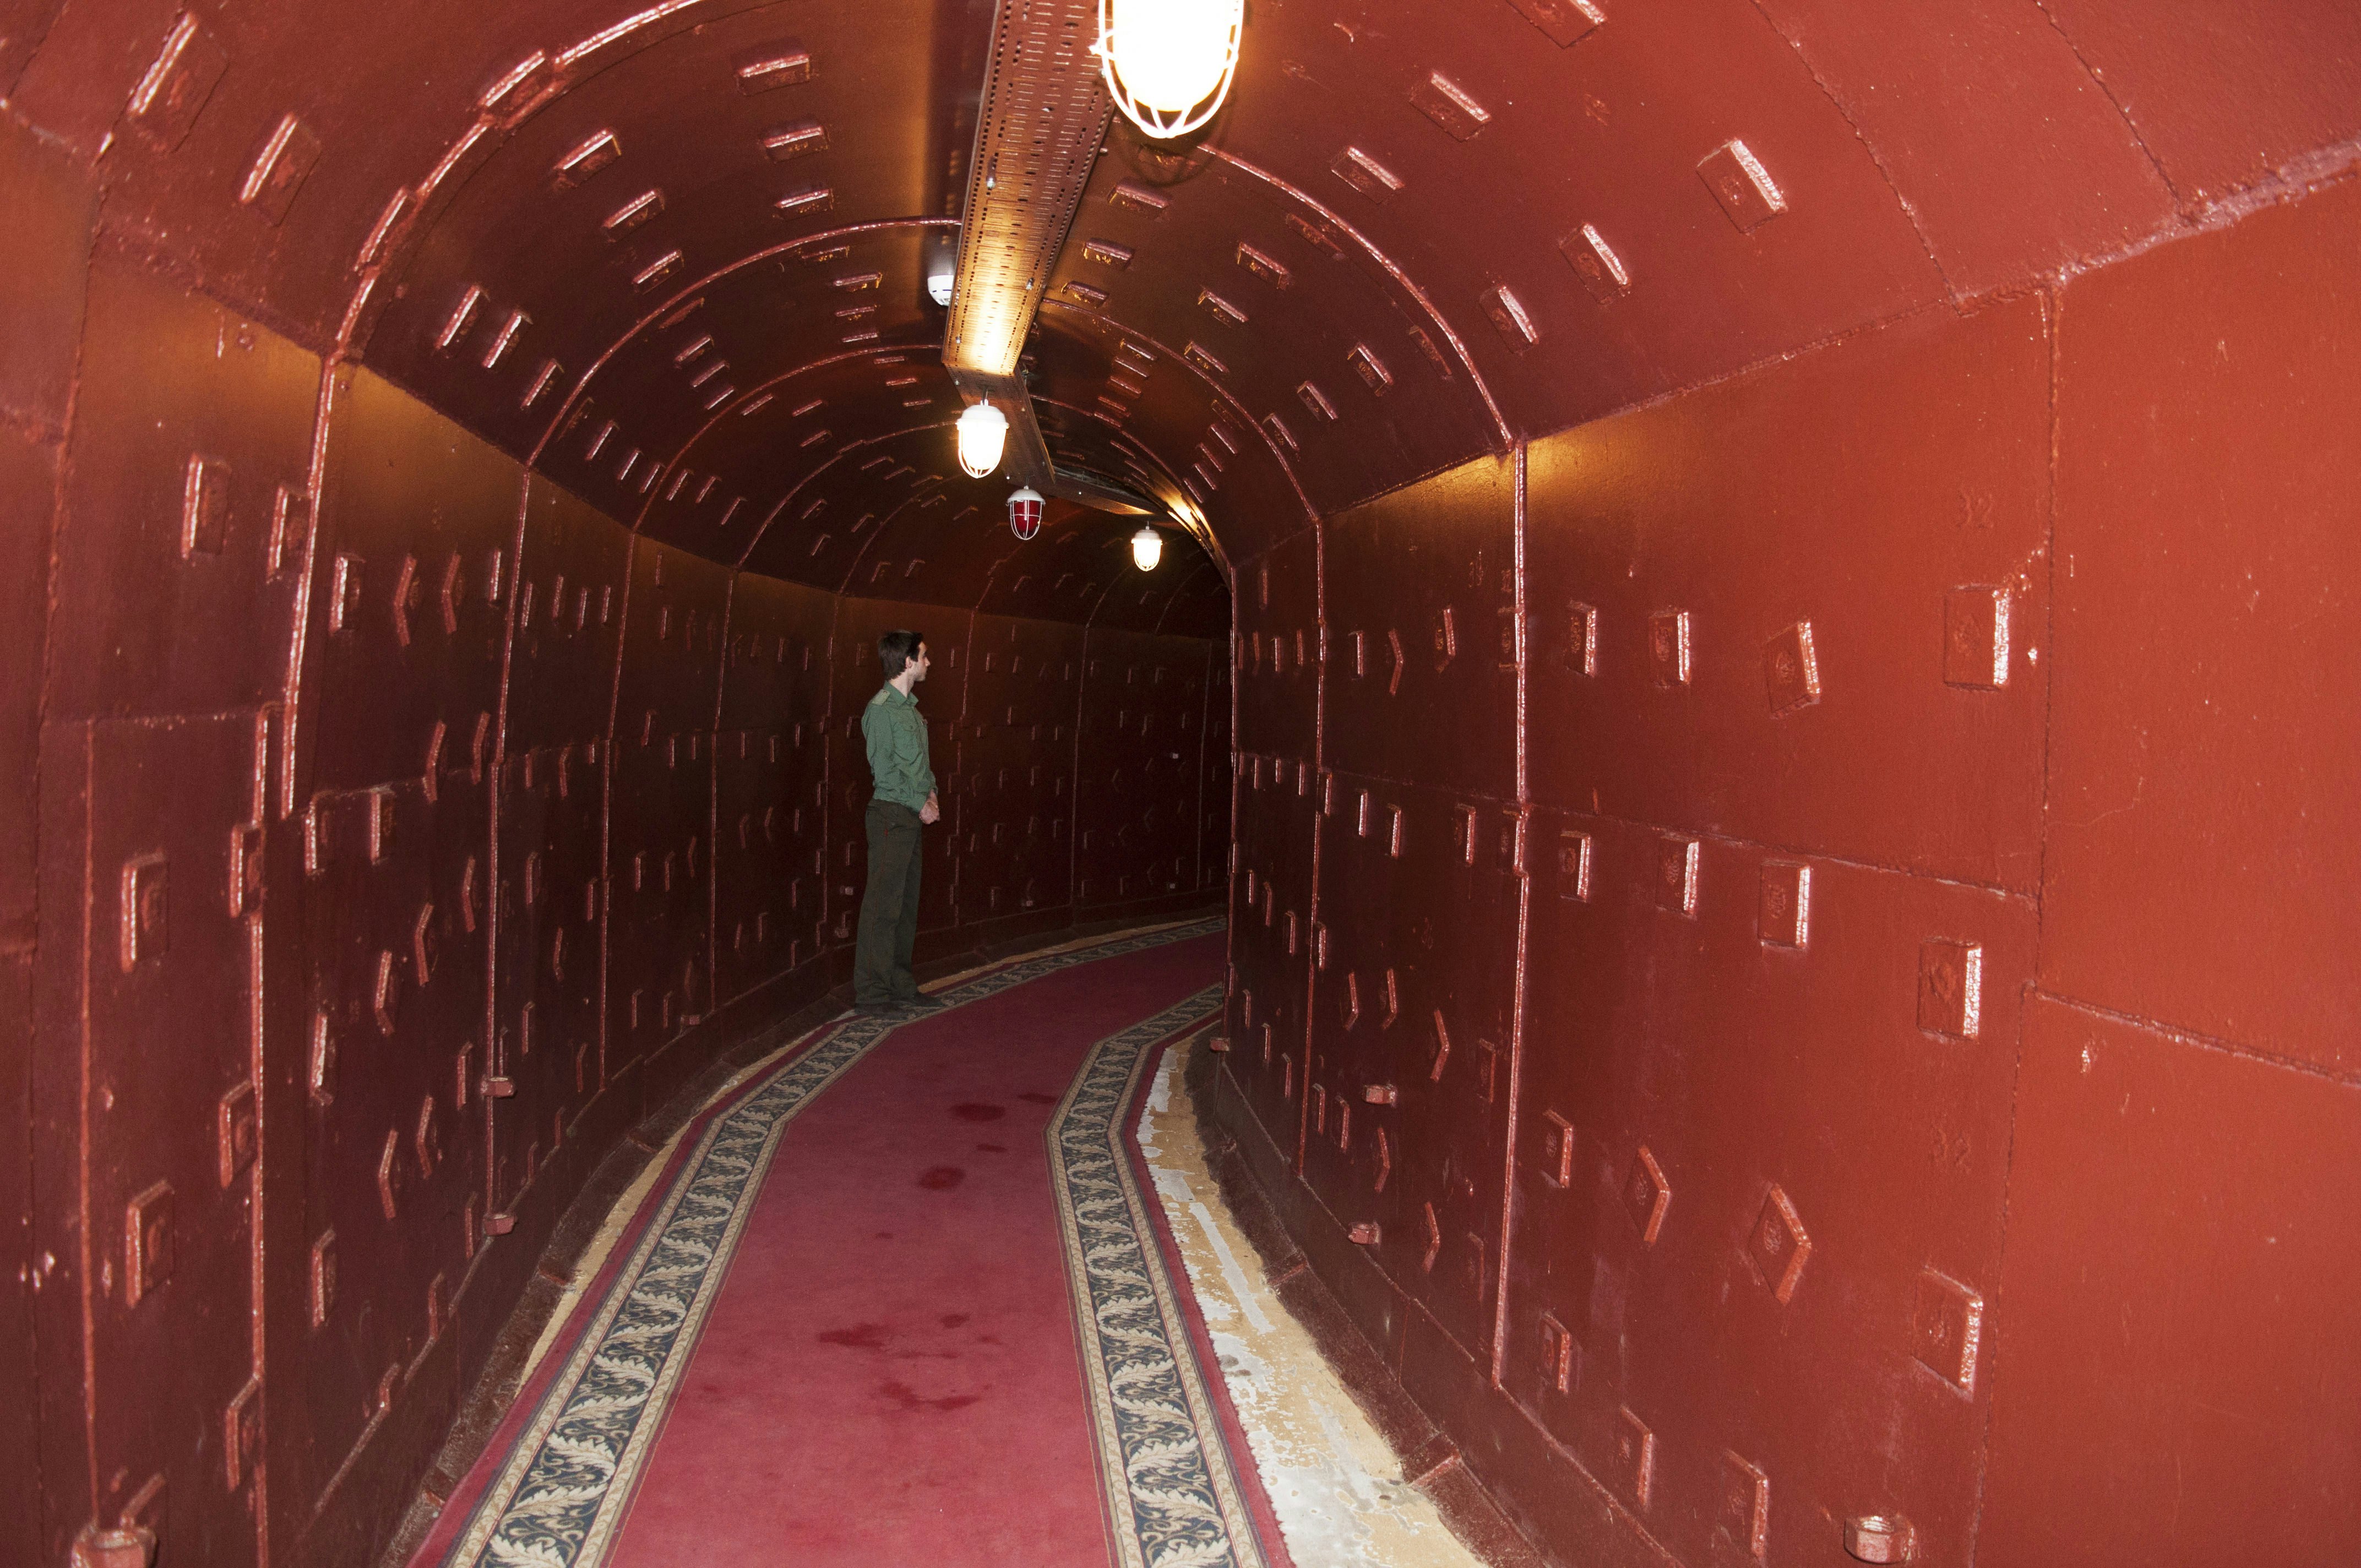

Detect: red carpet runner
[415, 921, 1282, 1568]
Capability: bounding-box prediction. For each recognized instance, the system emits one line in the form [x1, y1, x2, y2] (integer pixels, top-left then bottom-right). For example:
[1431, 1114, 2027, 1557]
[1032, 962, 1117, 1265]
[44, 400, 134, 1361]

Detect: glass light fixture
[1130, 524, 1164, 571]
[1007, 487, 1045, 541]
[955, 399, 1008, 478]
[1096, 0, 1244, 140]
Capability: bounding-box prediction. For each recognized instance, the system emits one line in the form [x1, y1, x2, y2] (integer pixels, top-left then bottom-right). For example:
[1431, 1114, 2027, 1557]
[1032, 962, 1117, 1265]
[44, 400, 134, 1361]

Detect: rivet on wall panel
[1505, 0, 1605, 46]
[238, 113, 322, 226]
[1198, 288, 1248, 327]
[1613, 1407, 1657, 1509]
[1372, 1128, 1391, 1190]
[776, 185, 834, 217]
[1237, 241, 1291, 287]
[551, 129, 621, 190]
[1624, 1147, 1670, 1244]
[1561, 601, 1597, 676]
[1916, 939, 1982, 1038]
[415, 1096, 440, 1178]
[1350, 1222, 1381, 1245]
[374, 948, 401, 1035]
[1656, 836, 1699, 916]
[309, 1010, 335, 1106]
[1719, 1452, 1771, 1562]
[224, 1377, 263, 1489]
[634, 251, 685, 291]
[1648, 608, 1690, 685]
[1911, 1267, 1985, 1393]
[232, 822, 264, 917]
[1421, 1202, 1442, 1271]
[1111, 179, 1171, 214]
[217, 1082, 258, 1186]
[1699, 139, 1787, 232]
[1348, 344, 1392, 395]
[119, 853, 167, 971]
[1539, 1313, 1575, 1393]
[1331, 146, 1404, 202]
[179, 455, 232, 558]
[1558, 831, 1593, 901]
[1410, 71, 1489, 140]
[123, 1182, 175, 1305]
[1481, 284, 1539, 349]
[129, 14, 229, 153]
[735, 41, 813, 91]
[1537, 1108, 1575, 1186]
[268, 483, 307, 576]
[1759, 861, 1809, 946]
[763, 119, 829, 160]
[1748, 1185, 1812, 1303]
[309, 1231, 336, 1327]
[1428, 1008, 1453, 1080]
[437, 286, 486, 353]
[603, 189, 665, 238]
[1561, 223, 1630, 302]
[523, 359, 562, 409]
[1765, 621, 1821, 714]
[1942, 586, 2010, 688]
[376, 1130, 400, 1219]
[1082, 239, 1133, 268]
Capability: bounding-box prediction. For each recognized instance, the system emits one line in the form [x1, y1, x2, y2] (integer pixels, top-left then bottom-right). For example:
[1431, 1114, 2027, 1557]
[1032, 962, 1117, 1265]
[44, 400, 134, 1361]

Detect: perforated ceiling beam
[944, 0, 1151, 514]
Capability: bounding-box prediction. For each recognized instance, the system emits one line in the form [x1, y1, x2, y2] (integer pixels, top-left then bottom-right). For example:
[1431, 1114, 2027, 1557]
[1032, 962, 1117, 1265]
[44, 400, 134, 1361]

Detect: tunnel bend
[6, 2, 2361, 1566]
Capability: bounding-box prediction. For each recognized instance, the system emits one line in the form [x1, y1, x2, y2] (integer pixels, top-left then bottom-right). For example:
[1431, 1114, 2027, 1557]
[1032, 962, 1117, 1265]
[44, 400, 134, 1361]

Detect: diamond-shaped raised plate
[1624, 1147, 1669, 1245]
[1747, 1185, 1812, 1303]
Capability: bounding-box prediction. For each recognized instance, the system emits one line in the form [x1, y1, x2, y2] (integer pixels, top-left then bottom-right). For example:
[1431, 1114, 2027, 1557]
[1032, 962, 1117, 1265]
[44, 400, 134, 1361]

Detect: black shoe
[851, 1000, 909, 1017]
[895, 994, 947, 1012]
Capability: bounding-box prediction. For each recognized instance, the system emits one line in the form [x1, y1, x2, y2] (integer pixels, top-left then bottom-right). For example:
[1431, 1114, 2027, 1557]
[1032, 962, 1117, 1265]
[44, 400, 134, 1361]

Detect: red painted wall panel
[2042, 175, 2361, 1074]
[1979, 997, 2361, 1567]
[1525, 297, 2053, 894]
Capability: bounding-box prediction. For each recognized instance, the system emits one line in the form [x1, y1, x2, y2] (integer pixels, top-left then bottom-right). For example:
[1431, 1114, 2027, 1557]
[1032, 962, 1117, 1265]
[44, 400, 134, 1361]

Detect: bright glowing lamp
[1130, 524, 1164, 571]
[1096, 0, 1243, 140]
[955, 399, 1008, 478]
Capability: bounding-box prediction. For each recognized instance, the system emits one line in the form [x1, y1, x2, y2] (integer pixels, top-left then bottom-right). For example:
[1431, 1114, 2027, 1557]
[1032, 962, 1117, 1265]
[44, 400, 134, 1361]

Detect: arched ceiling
[7, 0, 2357, 608]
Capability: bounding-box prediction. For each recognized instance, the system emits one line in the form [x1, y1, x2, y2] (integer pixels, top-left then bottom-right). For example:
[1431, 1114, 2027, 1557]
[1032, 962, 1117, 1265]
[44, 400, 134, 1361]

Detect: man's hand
[919, 791, 940, 826]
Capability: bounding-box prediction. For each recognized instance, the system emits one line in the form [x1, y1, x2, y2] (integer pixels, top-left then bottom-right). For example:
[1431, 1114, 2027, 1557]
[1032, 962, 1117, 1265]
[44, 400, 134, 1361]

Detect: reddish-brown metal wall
[6, 2, 2361, 1565]
[1213, 176, 2361, 1568]
[0, 116, 1227, 1566]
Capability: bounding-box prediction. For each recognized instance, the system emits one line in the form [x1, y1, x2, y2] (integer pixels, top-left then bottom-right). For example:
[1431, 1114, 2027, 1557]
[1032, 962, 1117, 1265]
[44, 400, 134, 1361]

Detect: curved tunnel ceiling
[10, 0, 2358, 597]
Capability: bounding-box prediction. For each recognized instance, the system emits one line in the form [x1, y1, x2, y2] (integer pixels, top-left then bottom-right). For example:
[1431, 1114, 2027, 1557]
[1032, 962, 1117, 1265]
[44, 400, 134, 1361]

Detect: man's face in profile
[910, 643, 930, 683]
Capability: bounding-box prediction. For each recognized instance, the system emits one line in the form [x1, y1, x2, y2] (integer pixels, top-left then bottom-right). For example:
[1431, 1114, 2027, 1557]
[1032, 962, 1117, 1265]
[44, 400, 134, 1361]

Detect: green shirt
[862, 683, 935, 812]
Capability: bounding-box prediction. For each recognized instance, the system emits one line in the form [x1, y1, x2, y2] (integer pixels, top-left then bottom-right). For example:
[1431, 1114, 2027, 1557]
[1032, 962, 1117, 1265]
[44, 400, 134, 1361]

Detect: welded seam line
[1742, 0, 1956, 302]
[1490, 442, 1530, 1383]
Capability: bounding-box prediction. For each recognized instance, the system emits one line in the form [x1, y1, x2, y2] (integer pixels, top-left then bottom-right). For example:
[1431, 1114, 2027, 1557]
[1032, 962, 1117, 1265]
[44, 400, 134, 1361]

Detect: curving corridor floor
[7, 3, 2361, 1567]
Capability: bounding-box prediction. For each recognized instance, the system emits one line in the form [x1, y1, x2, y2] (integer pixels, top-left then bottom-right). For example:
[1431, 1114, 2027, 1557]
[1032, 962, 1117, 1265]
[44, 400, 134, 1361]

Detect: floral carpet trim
[1051, 983, 1270, 1568]
[439, 917, 1225, 1568]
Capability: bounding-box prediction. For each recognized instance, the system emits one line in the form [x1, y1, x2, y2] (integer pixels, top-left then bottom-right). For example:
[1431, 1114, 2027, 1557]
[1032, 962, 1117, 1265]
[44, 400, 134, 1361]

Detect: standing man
[853, 630, 943, 1015]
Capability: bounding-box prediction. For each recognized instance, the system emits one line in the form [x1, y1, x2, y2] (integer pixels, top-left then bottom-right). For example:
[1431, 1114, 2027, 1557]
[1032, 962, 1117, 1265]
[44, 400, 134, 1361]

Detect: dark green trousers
[853, 798, 923, 1003]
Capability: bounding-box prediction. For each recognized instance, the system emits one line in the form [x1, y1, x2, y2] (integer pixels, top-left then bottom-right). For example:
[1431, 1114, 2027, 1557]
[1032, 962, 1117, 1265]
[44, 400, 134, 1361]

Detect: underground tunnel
[3, 1, 2359, 1565]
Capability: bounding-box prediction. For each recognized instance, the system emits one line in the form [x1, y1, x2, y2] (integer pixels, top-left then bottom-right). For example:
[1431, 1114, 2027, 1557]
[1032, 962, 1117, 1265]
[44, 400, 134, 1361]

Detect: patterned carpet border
[438, 917, 1225, 1568]
[1051, 984, 1270, 1568]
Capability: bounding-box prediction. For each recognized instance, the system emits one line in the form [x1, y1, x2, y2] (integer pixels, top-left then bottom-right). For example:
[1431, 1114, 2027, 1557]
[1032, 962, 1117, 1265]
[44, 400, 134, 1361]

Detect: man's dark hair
[878, 629, 925, 678]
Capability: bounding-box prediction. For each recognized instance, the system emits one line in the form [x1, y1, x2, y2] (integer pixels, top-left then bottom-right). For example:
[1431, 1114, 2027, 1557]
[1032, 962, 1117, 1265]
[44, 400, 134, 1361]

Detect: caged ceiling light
[1095, 0, 1244, 140]
[1130, 524, 1164, 571]
[1007, 487, 1045, 541]
[955, 398, 1009, 477]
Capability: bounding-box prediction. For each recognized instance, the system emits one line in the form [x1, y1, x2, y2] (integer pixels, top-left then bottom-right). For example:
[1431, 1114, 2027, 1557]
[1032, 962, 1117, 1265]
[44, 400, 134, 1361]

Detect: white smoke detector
[927, 271, 955, 307]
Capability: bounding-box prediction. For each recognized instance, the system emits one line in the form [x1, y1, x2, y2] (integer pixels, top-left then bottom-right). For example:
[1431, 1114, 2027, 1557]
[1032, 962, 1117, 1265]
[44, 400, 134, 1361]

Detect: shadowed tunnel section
[4, 2, 2360, 1566]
